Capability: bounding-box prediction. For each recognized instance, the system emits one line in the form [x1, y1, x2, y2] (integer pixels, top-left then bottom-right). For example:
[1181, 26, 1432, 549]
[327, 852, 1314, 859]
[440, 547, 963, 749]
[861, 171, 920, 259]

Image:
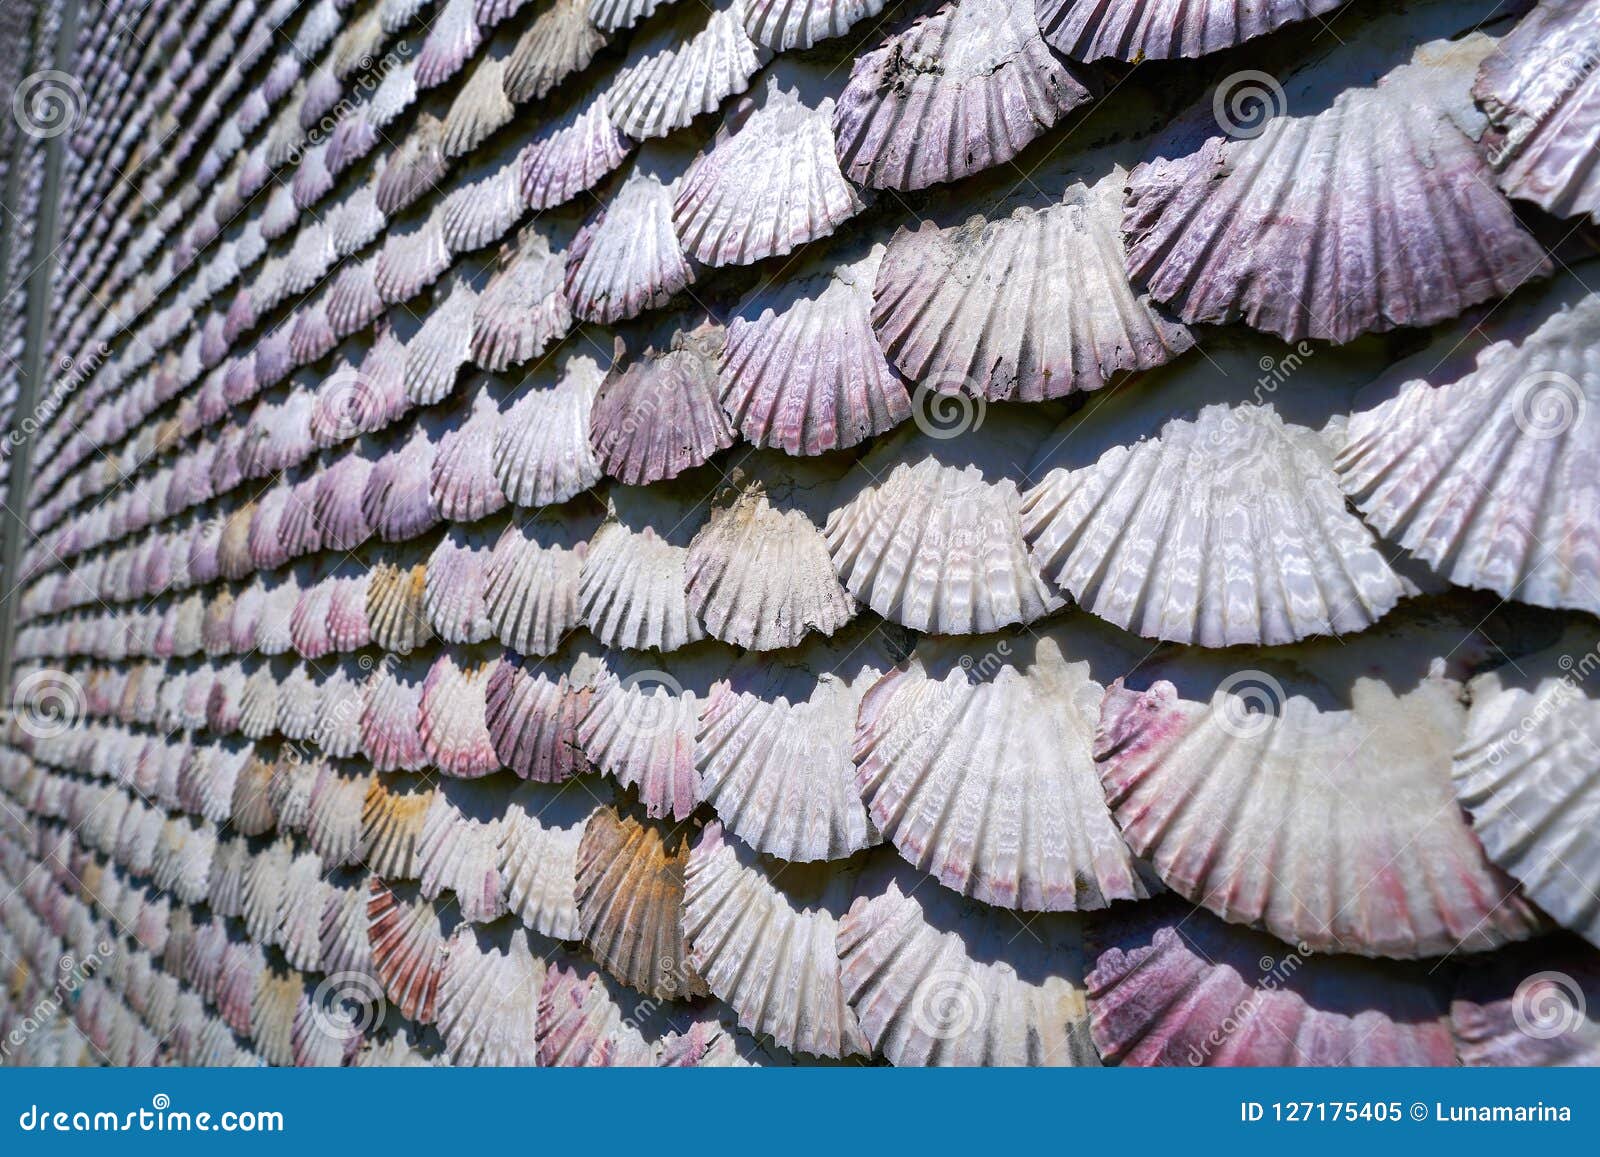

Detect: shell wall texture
[1, 0, 1599, 1068]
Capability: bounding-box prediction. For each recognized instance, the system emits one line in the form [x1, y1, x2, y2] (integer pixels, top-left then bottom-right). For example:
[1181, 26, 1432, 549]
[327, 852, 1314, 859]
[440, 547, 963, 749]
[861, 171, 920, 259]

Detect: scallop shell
[419, 652, 502, 778]
[1476, 0, 1600, 224]
[519, 95, 634, 211]
[498, 779, 605, 938]
[838, 857, 1098, 1065]
[307, 762, 373, 867]
[377, 116, 451, 216]
[326, 257, 386, 340]
[313, 452, 376, 550]
[361, 660, 431, 772]
[441, 159, 527, 254]
[606, 0, 769, 141]
[415, 0, 483, 89]
[833, 0, 1091, 191]
[826, 412, 1060, 634]
[485, 645, 604, 782]
[580, 487, 707, 652]
[1038, 0, 1347, 61]
[573, 805, 709, 1000]
[742, 0, 882, 50]
[362, 424, 443, 541]
[492, 353, 604, 507]
[873, 170, 1192, 401]
[590, 325, 733, 485]
[376, 214, 452, 303]
[1022, 401, 1407, 646]
[591, 0, 674, 31]
[1336, 271, 1600, 618]
[856, 620, 1150, 910]
[1087, 898, 1456, 1066]
[537, 951, 656, 1065]
[426, 528, 495, 645]
[720, 242, 909, 455]
[686, 480, 855, 651]
[483, 512, 593, 656]
[430, 389, 508, 522]
[1454, 626, 1600, 947]
[405, 276, 478, 406]
[367, 558, 436, 654]
[443, 54, 516, 158]
[367, 878, 448, 1023]
[1124, 35, 1550, 343]
[1094, 613, 1547, 958]
[504, 0, 609, 104]
[471, 228, 573, 372]
[417, 779, 509, 921]
[674, 77, 862, 268]
[435, 923, 543, 1065]
[362, 775, 437, 880]
[683, 823, 870, 1057]
[564, 168, 696, 325]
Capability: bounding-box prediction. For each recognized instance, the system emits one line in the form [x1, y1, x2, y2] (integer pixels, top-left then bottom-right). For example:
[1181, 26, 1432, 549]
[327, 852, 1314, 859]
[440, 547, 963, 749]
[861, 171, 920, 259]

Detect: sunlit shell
[838, 857, 1098, 1065]
[472, 228, 573, 372]
[308, 762, 374, 867]
[742, 0, 883, 50]
[367, 557, 436, 655]
[485, 645, 605, 782]
[443, 54, 517, 158]
[442, 159, 527, 254]
[420, 652, 502, 778]
[1087, 898, 1456, 1065]
[363, 775, 438, 879]
[1095, 611, 1547, 958]
[579, 486, 707, 652]
[417, 779, 509, 921]
[674, 77, 862, 268]
[686, 474, 855, 651]
[564, 169, 696, 324]
[1022, 401, 1407, 646]
[537, 950, 656, 1065]
[834, 0, 1091, 191]
[367, 878, 449, 1023]
[873, 169, 1191, 401]
[361, 660, 432, 772]
[1454, 625, 1600, 948]
[1124, 35, 1549, 343]
[493, 353, 604, 508]
[574, 805, 710, 999]
[1337, 270, 1600, 618]
[431, 389, 509, 522]
[684, 823, 870, 1056]
[362, 424, 443, 542]
[590, 325, 733, 485]
[426, 528, 495, 645]
[376, 214, 452, 303]
[504, 0, 609, 104]
[520, 95, 634, 210]
[497, 778, 605, 938]
[857, 620, 1150, 910]
[483, 512, 593, 656]
[416, 0, 483, 89]
[826, 412, 1060, 634]
[1475, 0, 1600, 224]
[606, 0, 769, 141]
[405, 276, 478, 406]
[436, 923, 543, 1065]
[378, 118, 450, 215]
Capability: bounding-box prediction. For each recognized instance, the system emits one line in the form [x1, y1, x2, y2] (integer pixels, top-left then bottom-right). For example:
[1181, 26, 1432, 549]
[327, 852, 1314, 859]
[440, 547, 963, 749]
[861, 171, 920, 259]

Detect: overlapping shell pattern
[2, 0, 1599, 1069]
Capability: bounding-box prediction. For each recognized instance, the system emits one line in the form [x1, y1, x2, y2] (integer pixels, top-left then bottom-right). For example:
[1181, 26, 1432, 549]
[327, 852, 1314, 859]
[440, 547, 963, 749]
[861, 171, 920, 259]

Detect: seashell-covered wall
[0, 0, 1598, 1067]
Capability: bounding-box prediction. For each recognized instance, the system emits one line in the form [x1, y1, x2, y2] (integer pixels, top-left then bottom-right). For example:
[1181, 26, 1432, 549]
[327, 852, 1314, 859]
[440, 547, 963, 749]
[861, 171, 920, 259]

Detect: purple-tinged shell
[485, 644, 604, 782]
[834, 0, 1091, 191]
[591, 324, 732, 484]
[420, 651, 502, 777]
[1124, 35, 1550, 344]
[1087, 898, 1457, 1066]
[520, 95, 634, 211]
[425, 527, 496, 645]
[362, 424, 443, 541]
[606, 0, 769, 140]
[376, 116, 451, 217]
[1038, 0, 1347, 61]
[472, 228, 573, 372]
[674, 77, 862, 268]
[415, 0, 483, 89]
[1451, 938, 1600, 1066]
[361, 659, 432, 772]
[565, 168, 696, 324]
[430, 388, 509, 522]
